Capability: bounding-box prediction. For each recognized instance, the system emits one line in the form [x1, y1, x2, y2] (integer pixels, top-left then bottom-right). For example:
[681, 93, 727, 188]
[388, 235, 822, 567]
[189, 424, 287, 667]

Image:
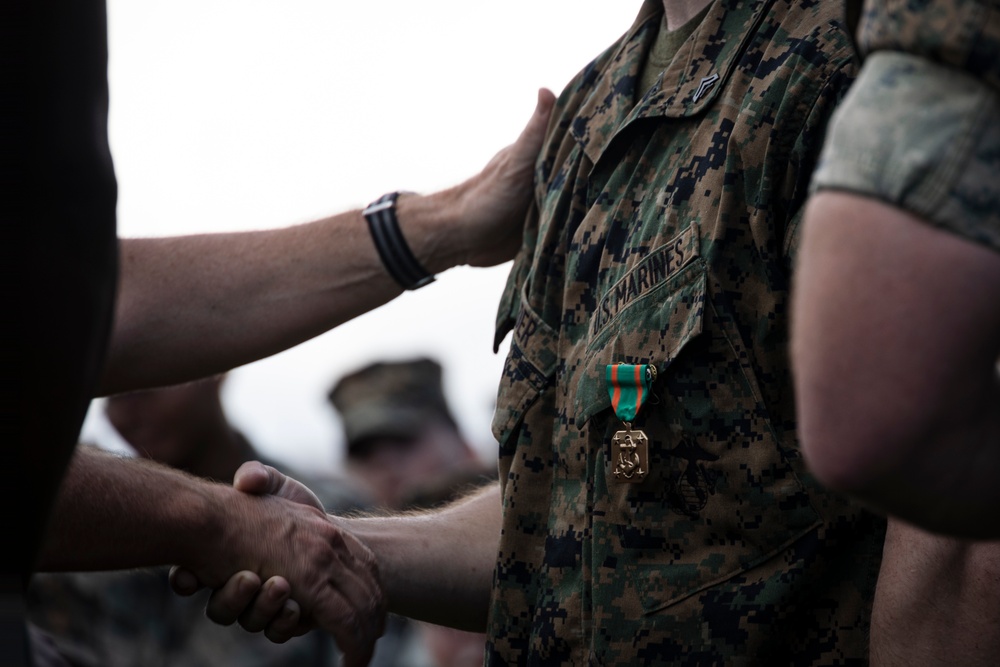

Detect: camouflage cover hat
[327, 357, 458, 454]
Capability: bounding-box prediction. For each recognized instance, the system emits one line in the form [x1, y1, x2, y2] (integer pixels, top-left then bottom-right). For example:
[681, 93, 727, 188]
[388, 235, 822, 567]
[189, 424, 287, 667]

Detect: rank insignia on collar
[693, 73, 719, 103]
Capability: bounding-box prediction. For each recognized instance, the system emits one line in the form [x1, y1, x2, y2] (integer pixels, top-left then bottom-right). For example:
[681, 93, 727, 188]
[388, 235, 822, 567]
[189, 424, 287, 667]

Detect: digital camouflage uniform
[489, 0, 886, 664]
[812, 0, 1000, 252]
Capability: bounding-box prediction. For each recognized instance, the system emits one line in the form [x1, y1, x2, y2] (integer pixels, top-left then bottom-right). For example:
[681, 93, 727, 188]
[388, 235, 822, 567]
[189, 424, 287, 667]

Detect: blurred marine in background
[328, 357, 495, 667]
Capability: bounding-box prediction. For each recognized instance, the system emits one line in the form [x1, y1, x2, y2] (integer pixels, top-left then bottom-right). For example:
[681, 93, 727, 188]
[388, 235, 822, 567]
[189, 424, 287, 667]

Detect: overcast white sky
[81, 0, 645, 473]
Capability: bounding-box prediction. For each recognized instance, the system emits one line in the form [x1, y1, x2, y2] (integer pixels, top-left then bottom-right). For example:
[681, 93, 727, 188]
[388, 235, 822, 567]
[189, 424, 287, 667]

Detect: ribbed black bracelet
[362, 191, 436, 290]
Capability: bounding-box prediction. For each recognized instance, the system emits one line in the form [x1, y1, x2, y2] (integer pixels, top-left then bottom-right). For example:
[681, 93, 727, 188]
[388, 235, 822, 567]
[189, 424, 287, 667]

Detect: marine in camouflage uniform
[488, 0, 886, 663]
[813, 0, 1000, 250]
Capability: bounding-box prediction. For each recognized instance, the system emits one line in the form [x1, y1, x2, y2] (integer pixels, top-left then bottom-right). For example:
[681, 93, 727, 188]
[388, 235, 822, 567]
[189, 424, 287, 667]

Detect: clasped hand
[170, 462, 385, 667]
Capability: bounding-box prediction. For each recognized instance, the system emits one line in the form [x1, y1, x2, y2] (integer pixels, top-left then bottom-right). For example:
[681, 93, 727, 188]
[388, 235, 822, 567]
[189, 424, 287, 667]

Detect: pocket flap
[492, 288, 560, 444]
[573, 259, 706, 427]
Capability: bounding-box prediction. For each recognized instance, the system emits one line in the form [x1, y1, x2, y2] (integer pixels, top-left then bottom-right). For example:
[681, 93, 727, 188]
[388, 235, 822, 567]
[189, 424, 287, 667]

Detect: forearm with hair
[341, 482, 501, 631]
[36, 445, 228, 573]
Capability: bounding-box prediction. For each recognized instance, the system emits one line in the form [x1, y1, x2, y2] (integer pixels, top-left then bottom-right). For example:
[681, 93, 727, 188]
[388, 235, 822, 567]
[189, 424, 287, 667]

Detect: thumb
[232, 460, 278, 495]
[233, 460, 326, 512]
[509, 88, 556, 164]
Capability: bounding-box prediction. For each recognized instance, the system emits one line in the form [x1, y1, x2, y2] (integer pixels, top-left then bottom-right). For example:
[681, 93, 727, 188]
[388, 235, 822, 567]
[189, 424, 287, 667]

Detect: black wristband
[362, 191, 436, 290]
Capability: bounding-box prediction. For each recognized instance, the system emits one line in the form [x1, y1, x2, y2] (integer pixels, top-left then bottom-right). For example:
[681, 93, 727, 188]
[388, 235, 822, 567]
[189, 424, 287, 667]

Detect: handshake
[168, 461, 500, 667]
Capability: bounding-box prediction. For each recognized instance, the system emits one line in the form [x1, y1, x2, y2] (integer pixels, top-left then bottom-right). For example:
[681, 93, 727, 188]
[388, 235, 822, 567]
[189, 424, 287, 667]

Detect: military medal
[606, 363, 656, 483]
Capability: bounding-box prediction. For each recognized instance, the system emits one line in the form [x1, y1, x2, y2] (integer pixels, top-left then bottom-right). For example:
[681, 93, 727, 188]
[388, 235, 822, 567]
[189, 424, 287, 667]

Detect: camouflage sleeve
[857, 0, 1000, 96]
[809, 51, 1000, 253]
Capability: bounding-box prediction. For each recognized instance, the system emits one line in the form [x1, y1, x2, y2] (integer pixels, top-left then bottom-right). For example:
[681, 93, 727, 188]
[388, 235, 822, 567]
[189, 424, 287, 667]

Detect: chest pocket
[492, 282, 559, 466]
[573, 241, 821, 615]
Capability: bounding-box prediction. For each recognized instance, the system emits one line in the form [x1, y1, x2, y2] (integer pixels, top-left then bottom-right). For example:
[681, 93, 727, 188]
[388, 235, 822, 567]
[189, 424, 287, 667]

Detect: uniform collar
[573, 0, 772, 165]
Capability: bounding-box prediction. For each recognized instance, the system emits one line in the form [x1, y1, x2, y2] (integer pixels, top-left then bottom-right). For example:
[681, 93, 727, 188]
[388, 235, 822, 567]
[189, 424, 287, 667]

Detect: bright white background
[81, 0, 644, 473]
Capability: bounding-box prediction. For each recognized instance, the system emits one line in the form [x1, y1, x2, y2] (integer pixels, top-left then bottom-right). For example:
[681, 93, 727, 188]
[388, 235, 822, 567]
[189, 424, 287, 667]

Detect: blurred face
[104, 378, 222, 468]
[348, 421, 477, 509]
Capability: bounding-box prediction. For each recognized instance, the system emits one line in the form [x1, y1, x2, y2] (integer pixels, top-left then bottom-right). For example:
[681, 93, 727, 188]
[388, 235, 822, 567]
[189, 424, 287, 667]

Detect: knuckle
[264, 628, 290, 644]
[238, 609, 266, 633]
[240, 619, 264, 634]
[205, 607, 235, 627]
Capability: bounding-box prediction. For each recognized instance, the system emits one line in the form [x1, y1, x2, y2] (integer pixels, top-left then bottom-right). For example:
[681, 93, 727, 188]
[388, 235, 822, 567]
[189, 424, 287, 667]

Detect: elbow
[800, 431, 883, 498]
[791, 334, 922, 498]
[798, 410, 885, 497]
[797, 397, 947, 507]
[795, 376, 918, 499]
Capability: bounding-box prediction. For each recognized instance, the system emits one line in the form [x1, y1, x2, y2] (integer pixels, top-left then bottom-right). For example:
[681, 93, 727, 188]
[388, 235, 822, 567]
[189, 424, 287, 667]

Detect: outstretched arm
[340, 482, 501, 631]
[791, 191, 1000, 538]
[37, 446, 385, 667]
[174, 462, 502, 642]
[101, 89, 555, 395]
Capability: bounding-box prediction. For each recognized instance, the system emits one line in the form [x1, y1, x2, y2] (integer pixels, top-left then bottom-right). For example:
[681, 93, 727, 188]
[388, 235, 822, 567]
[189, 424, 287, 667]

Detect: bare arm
[177, 463, 501, 639]
[791, 191, 1000, 537]
[37, 445, 230, 572]
[871, 520, 1000, 666]
[38, 446, 384, 666]
[343, 482, 501, 631]
[101, 89, 555, 395]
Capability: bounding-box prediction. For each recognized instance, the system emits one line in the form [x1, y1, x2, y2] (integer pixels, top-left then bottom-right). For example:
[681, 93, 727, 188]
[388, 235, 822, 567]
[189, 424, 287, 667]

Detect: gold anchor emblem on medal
[612, 422, 648, 481]
[606, 363, 657, 484]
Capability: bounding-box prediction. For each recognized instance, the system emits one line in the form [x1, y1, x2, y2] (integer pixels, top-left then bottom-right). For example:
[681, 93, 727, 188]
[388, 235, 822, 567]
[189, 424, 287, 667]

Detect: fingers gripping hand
[168, 461, 327, 598]
[230, 461, 361, 644]
[305, 520, 387, 667]
[234, 507, 386, 665]
[247, 466, 390, 660]
[227, 575, 302, 644]
[183, 569, 302, 644]
[173, 463, 387, 664]
[168, 563, 206, 597]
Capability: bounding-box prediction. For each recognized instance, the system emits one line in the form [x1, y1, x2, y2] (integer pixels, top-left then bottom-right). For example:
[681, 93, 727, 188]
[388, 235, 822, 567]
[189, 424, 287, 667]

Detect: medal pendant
[612, 422, 649, 483]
